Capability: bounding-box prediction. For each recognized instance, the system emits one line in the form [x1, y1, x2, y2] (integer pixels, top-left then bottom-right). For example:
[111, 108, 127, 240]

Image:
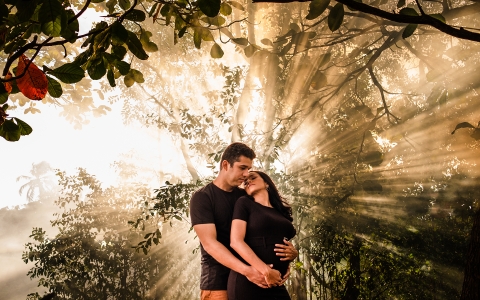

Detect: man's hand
[244, 266, 269, 288]
[264, 267, 283, 288]
[274, 238, 298, 261]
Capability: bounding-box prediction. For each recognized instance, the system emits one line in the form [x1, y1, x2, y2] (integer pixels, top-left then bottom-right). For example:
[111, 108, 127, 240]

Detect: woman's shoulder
[235, 195, 254, 206]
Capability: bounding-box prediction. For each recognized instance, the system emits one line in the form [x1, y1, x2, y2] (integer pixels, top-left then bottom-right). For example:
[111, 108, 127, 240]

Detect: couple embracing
[190, 143, 298, 300]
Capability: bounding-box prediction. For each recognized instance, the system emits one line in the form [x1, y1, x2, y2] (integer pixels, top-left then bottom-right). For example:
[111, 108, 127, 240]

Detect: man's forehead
[233, 155, 253, 167]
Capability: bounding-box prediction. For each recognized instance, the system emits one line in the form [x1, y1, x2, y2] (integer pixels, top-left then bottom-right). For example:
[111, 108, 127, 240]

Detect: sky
[0, 102, 165, 208]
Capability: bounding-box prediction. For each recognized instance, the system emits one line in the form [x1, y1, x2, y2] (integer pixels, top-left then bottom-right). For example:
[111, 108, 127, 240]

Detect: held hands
[263, 267, 283, 288]
[274, 238, 298, 261]
[245, 265, 283, 288]
[244, 266, 269, 288]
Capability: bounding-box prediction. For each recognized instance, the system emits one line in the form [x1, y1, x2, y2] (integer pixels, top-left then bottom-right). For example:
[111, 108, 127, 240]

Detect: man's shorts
[200, 290, 228, 300]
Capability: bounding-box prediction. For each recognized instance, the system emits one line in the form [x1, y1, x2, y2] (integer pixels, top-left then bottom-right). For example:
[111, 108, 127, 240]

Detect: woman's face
[244, 172, 267, 196]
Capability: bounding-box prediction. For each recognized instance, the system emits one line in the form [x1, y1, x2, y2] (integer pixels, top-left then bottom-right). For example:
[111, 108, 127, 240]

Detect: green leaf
[114, 60, 130, 75]
[124, 9, 146, 22]
[399, 7, 419, 16]
[149, 3, 158, 17]
[219, 3, 232, 16]
[87, 56, 107, 80]
[193, 28, 202, 49]
[111, 21, 129, 45]
[226, 1, 244, 11]
[14, 117, 32, 135]
[160, 3, 171, 17]
[396, 0, 405, 8]
[290, 23, 301, 33]
[39, 0, 67, 37]
[175, 14, 187, 30]
[362, 151, 384, 166]
[140, 30, 158, 52]
[318, 52, 331, 67]
[106, 0, 117, 14]
[107, 69, 116, 87]
[0, 3, 9, 22]
[178, 26, 187, 38]
[131, 69, 144, 83]
[62, 9, 79, 42]
[143, 42, 158, 52]
[232, 38, 248, 46]
[112, 45, 127, 59]
[48, 63, 85, 83]
[244, 45, 257, 58]
[126, 31, 149, 60]
[199, 28, 214, 41]
[124, 73, 135, 87]
[328, 3, 344, 32]
[429, 13, 445, 23]
[452, 122, 476, 133]
[261, 38, 273, 46]
[74, 49, 93, 66]
[0, 83, 8, 104]
[0, 119, 20, 141]
[402, 23, 417, 39]
[306, 0, 330, 20]
[119, 0, 131, 10]
[198, 0, 221, 17]
[210, 43, 224, 58]
[201, 16, 226, 26]
[46, 75, 62, 98]
[310, 70, 327, 90]
[16, 1, 37, 23]
[471, 128, 480, 140]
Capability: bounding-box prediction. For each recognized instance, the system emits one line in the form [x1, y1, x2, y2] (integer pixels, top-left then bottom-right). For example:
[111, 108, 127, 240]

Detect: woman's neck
[253, 190, 272, 207]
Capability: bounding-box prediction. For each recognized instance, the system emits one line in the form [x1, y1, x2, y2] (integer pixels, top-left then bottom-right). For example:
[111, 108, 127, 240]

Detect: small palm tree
[17, 161, 55, 202]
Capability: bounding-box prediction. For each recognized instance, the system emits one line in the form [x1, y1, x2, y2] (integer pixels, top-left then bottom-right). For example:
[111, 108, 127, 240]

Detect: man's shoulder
[191, 182, 214, 201]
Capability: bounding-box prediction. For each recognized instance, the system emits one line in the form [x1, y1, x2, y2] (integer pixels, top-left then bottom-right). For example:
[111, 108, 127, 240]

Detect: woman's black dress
[227, 196, 296, 300]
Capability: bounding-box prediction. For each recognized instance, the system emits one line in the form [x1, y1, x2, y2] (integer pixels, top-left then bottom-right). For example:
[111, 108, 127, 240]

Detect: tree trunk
[460, 208, 480, 300]
[289, 251, 308, 300]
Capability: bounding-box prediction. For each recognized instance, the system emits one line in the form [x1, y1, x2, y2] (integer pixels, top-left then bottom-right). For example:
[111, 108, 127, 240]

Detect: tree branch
[253, 0, 480, 43]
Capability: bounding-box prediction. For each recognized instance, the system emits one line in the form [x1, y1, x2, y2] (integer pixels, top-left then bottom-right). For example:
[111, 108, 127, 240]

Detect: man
[190, 142, 298, 300]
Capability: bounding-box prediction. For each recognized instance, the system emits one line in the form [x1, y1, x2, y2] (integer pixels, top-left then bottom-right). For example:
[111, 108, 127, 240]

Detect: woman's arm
[230, 219, 283, 287]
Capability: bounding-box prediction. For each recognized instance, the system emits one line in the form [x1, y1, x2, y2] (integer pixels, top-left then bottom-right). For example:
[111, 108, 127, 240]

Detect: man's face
[224, 155, 253, 188]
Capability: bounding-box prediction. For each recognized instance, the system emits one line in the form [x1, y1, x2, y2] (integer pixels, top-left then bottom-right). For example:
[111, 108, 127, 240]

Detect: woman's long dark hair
[249, 171, 293, 222]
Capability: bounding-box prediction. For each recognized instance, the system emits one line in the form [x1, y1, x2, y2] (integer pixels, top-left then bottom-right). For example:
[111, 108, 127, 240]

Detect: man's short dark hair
[221, 142, 256, 167]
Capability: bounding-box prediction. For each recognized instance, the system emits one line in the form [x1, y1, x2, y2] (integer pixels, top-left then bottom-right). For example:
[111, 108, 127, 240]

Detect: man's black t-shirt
[190, 182, 246, 290]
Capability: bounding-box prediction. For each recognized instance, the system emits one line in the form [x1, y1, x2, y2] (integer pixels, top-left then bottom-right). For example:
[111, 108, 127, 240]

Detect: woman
[228, 171, 296, 300]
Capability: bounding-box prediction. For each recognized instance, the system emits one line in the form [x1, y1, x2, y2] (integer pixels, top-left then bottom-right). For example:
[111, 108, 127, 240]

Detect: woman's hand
[279, 265, 291, 285]
[274, 238, 298, 261]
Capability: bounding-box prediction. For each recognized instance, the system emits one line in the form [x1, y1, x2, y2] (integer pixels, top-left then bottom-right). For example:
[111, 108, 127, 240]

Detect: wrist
[239, 264, 252, 277]
[259, 265, 271, 277]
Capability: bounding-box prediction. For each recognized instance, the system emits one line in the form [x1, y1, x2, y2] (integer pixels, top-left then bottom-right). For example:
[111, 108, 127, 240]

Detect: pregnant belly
[248, 243, 291, 276]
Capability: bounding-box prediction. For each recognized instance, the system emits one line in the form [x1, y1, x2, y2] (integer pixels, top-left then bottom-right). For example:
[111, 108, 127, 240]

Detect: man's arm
[230, 220, 283, 288]
[193, 223, 268, 288]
